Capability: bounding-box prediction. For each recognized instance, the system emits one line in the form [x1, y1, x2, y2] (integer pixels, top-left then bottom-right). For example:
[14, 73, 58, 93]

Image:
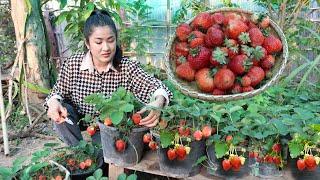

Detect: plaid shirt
[45, 52, 172, 115]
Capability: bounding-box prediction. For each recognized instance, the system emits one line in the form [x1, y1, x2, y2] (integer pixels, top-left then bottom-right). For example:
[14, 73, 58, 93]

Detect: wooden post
[108, 164, 124, 180]
[0, 71, 10, 155]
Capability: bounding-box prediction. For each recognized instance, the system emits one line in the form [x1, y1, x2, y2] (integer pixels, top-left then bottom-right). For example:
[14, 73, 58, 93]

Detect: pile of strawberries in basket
[173, 11, 283, 95]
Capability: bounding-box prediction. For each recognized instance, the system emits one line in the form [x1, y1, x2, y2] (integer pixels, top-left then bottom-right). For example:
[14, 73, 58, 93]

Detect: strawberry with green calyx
[149, 141, 158, 151]
[195, 68, 215, 93]
[202, 125, 212, 138]
[176, 23, 192, 42]
[131, 113, 142, 125]
[175, 62, 195, 82]
[251, 46, 267, 66]
[167, 148, 177, 160]
[188, 31, 205, 48]
[223, 12, 242, 26]
[210, 47, 228, 67]
[187, 46, 211, 70]
[224, 38, 239, 59]
[176, 145, 187, 161]
[115, 139, 126, 152]
[226, 19, 249, 40]
[228, 54, 252, 75]
[143, 133, 152, 144]
[238, 32, 251, 45]
[248, 28, 265, 47]
[250, 13, 270, 29]
[193, 130, 203, 141]
[241, 75, 251, 87]
[297, 159, 306, 171]
[86, 125, 96, 136]
[222, 159, 232, 171]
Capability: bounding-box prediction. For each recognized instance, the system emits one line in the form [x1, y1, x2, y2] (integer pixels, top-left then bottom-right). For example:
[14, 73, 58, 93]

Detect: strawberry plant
[54, 141, 101, 175]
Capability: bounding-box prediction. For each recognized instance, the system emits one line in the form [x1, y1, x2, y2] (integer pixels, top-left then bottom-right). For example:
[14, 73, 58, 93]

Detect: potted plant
[84, 87, 148, 166]
[0, 144, 70, 180]
[152, 98, 212, 178]
[54, 141, 106, 179]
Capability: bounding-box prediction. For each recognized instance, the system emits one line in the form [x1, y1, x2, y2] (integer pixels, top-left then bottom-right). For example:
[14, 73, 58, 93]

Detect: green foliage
[84, 87, 138, 126]
[117, 173, 137, 180]
[120, 0, 154, 56]
[214, 141, 228, 158]
[54, 0, 122, 52]
[86, 168, 108, 180]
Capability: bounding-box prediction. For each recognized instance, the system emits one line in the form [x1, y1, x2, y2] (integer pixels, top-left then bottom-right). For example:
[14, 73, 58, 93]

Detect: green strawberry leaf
[288, 141, 304, 158]
[160, 131, 175, 148]
[215, 141, 228, 159]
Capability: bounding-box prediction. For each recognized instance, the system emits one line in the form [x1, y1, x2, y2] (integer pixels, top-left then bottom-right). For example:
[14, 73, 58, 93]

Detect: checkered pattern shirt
[45, 52, 172, 115]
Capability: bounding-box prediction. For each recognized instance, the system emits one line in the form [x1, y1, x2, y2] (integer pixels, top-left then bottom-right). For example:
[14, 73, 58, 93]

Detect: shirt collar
[80, 51, 118, 73]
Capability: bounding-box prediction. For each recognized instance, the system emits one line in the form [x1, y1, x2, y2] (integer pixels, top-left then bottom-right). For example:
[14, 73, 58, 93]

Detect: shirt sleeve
[127, 60, 173, 105]
[43, 58, 73, 110]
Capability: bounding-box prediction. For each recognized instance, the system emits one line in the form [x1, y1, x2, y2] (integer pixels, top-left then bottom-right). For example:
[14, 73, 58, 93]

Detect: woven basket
[164, 7, 288, 102]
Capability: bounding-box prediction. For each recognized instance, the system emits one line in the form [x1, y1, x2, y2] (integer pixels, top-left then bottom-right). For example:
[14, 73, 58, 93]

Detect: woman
[45, 10, 172, 146]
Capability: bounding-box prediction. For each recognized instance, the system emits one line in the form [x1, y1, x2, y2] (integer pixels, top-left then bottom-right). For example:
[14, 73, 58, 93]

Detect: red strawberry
[273, 156, 281, 165]
[195, 68, 215, 93]
[86, 126, 96, 136]
[247, 66, 265, 87]
[247, 21, 258, 29]
[167, 148, 177, 160]
[226, 135, 233, 142]
[248, 28, 265, 47]
[143, 133, 152, 144]
[175, 56, 187, 66]
[176, 62, 195, 82]
[263, 35, 283, 54]
[231, 83, 242, 94]
[230, 156, 242, 169]
[67, 158, 76, 166]
[242, 86, 254, 92]
[272, 143, 281, 153]
[211, 12, 224, 24]
[222, 159, 232, 171]
[213, 68, 235, 90]
[104, 117, 112, 126]
[38, 175, 47, 180]
[79, 162, 86, 169]
[228, 54, 252, 75]
[261, 55, 275, 70]
[176, 145, 187, 161]
[305, 155, 317, 168]
[179, 119, 187, 126]
[148, 141, 158, 151]
[202, 125, 212, 138]
[251, 46, 267, 65]
[132, 113, 142, 125]
[115, 139, 126, 152]
[241, 75, 251, 87]
[178, 126, 191, 137]
[187, 46, 211, 70]
[249, 151, 259, 158]
[84, 159, 92, 167]
[205, 27, 224, 47]
[191, 12, 213, 30]
[259, 16, 270, 29]
[176, 23, 192, 42]
[193, 130, 203, 141]
[55, 176, 63, 180]
[188, 31, 205, 48]
[297, 159, 306, 171]
[175, 42, 189, 57]
[223, 12, 241, 26]
[227, 19, 249, 40]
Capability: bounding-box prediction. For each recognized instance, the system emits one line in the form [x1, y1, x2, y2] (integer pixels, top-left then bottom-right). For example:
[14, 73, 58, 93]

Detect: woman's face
[86, 26, 117, 66]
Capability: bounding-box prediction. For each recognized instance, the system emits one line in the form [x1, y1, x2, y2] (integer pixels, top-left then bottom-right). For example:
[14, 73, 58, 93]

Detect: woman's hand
[138, 96, 165, 127]
[47, 98, 68, 124]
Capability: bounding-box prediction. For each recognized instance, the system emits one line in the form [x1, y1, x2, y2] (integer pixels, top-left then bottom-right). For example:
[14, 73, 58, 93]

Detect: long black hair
[84, 9, 122, 69]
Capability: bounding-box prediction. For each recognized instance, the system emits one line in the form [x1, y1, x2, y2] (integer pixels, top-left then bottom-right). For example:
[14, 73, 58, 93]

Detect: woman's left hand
[138, 96, 165, 127]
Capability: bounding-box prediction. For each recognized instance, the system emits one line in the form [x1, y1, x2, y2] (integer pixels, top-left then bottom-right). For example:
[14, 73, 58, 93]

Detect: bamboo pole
[0, 70, 10, 155]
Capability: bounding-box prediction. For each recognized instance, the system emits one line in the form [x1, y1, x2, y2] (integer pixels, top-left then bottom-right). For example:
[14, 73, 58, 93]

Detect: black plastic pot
[153, 133, 206, 178]
[98, 122, 149, 166]
[287, 157, 320, 180]
[69, 150, 108, 180]
[206, 144, 250, 178]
